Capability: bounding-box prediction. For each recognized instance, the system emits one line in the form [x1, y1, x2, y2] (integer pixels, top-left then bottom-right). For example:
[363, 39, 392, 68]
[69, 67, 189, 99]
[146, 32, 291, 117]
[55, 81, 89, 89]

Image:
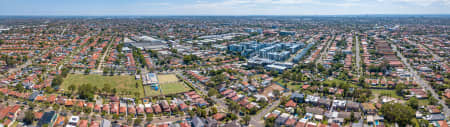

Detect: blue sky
[1, 0, 449, 15]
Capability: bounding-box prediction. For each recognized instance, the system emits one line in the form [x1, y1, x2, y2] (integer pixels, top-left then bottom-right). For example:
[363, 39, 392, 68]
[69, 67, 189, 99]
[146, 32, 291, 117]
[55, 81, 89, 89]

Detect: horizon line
[1, 14, 450, 17]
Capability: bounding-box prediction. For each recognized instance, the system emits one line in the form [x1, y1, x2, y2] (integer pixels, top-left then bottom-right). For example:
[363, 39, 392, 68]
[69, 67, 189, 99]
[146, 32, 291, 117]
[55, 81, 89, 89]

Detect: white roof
[68, 116, 80, 123]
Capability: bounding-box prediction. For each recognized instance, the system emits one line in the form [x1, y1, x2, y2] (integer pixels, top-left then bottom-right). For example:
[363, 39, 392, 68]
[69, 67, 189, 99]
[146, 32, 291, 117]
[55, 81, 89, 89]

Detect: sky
[0, 0, 449, 15]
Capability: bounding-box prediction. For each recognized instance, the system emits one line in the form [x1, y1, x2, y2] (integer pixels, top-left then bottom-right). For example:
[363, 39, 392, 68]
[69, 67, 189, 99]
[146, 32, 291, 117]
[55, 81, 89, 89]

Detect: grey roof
[192, 116, 205, 127]
[291, 92, 304, 99]
[275, 117, 288, 125]
[101, 119, 111, 127]
[112, 123, 121, 127]
[37, 111, 56, 127]
[29, 91, 39, 101]
[224, 121, 241, 127]
[429, 114, 445, 121]
[206, 117, 218, 127]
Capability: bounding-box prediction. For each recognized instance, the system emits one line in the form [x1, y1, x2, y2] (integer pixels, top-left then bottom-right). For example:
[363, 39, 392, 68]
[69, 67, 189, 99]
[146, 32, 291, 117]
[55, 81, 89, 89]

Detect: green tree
[24, 110, 34, 125]
[265, 117, 276, 127]
[68, 84, 77, 95]
[429, 97, 438, 105]
[78, 84, 95, 101]
[84, 69, 90, 75]
[273, 90, 280, 99]
[395, 83, 406, 96]
[380, 103, 415, 126]
[146, 114, 153, 122]
[407, 97, 419, 109]
[51, 75, 64, 88]
[61, 67, 70, 77]
[208, 88, 219, 96]
[243, 115, 251, 125]
[134, 118, 142, 125]
[229, 113, 237, 120]
[15, 83, 24, 92]
[103, 83, 111, 94]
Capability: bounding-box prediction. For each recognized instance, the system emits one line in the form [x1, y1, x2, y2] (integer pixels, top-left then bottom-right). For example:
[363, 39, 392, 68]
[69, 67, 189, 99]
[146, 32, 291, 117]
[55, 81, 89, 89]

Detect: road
[249, 99, 280, 127]
[249, 92, 290, 127]
[60, 24, 69, 37]
[355, 35, 361, 77]
[177, 72, 229, 112]
[411, 40, 443, 61]
[95, 37, 114, 72]
[1, 44, 54, 78]
[391, 44, 449, 117]
[317, 35, 334, 64]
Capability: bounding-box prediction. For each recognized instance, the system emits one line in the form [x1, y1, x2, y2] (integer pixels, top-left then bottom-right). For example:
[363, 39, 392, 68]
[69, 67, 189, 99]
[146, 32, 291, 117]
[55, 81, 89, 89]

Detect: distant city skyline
[1, 0, 450, 16]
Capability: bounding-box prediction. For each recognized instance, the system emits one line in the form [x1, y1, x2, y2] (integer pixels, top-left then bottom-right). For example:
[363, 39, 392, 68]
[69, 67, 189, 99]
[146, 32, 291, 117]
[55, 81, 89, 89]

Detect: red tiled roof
[285, 100, 297, 107]
[284, 118, 296, 126]
[90, 121, 100, 127]
[296, 122, 306, 127]
[34, 112, 44, 120]
[213, 113, 226, 121]
[79, 120, 88, 127]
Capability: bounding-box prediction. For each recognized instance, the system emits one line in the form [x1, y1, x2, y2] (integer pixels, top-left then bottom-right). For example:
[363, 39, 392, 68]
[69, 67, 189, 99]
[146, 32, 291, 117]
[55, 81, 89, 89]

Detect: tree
[418, 119, 429, 127]
[273, 90, 281, 99]
[265, 117, 276, 127]
[395, 83, 406, 96]
[429, 97, 438, 105]
[380, 103, 415, 126]
[24, 110, 34, 125]
[103, 68, 109, 75]
[146, 114, 153, 122]
[243, 115, 251, 125]
[407, 97, 419, 109]
[103, 83, 111, 94]
[51, 75, 64, 88]
[78, 84, 95, 101]
[61, 67, 70, 77]
[134, 118, 142, 125]
[112, 88, 117, 95]
[15, 83, 24, 92]
[211, 107, 218, 114]
[229, 113, 237, 120]
[84, 69, 90, 75]
[68, 84, 77, 95]
[350, 111, 356, 122]
[208, 88, 219, 97]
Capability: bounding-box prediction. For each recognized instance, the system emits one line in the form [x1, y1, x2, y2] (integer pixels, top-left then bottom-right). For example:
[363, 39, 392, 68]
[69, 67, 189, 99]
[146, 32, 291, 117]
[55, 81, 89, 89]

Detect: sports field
[144, 74, 191, 96]
[61, 74, 144, 97]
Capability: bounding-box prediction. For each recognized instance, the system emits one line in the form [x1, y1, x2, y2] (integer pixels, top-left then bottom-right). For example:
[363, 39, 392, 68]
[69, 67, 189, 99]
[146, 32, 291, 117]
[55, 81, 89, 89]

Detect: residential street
[355, 35, 361, 77]
[249, 92, 290, 127]
[392, 44, 449, 117]
[249, 99, 280, 127]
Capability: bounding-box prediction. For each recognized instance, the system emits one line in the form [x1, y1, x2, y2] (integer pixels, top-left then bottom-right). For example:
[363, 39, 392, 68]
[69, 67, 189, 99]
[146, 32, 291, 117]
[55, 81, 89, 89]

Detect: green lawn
[144, 82, 191, 97]
[418, 99, 429, 106]
[61, 74, 144, 98]
[273, 77, 302, 91]
[371, 89, 402, 99]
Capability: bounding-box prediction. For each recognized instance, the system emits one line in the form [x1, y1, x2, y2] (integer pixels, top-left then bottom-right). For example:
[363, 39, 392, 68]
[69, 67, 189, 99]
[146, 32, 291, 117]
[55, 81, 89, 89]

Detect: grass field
[371, 89, 402, 99]
[61, 74, 144, 98]
[144, 74, 191, 97]
[273, 77, 302, 91]
[157, 74, 179, 83]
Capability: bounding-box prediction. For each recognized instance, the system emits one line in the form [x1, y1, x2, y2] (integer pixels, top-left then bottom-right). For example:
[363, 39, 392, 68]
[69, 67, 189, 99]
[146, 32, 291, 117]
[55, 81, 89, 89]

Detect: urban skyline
[1, 0, 450, 15]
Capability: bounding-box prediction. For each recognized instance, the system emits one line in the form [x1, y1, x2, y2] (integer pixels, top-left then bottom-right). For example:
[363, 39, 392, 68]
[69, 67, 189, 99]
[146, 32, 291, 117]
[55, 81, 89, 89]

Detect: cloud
[379, 0, 450, 6]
